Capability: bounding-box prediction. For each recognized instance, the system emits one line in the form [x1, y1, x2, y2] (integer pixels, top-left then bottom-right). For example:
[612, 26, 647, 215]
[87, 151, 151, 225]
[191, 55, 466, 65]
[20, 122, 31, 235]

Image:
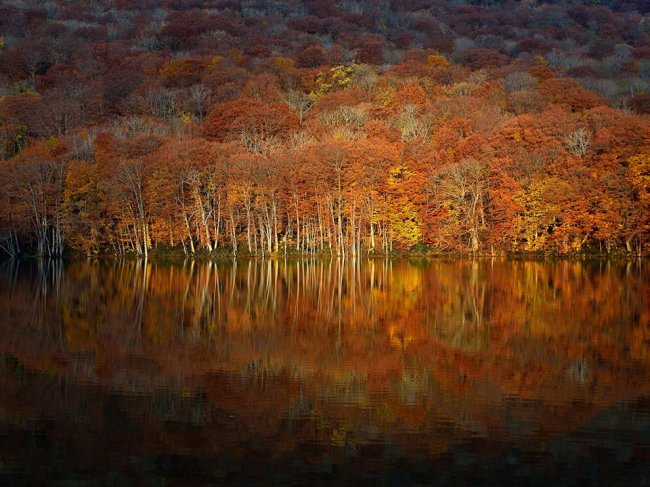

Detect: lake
[0, 258, 648, 485]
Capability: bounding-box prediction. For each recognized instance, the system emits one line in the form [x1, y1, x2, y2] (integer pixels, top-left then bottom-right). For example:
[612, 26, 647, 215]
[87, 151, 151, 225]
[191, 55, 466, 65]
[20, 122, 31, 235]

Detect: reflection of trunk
[31, 259, 65, 347]
[337, 260, 343, 349]
[129, 259, 147, 344]
[452, 261, 486, 352]
[190, 262, 213, 343]
[336, 168, 344, 258]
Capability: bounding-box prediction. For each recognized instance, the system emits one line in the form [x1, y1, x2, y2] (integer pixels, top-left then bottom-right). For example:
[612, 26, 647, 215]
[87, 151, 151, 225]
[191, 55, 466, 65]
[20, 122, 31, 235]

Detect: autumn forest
[1, 0, 649, 257]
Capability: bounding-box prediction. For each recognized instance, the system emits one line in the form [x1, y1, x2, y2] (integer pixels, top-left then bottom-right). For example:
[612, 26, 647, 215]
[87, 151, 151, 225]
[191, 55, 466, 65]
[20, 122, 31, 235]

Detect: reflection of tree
[427, 259, 489, 353]
[0, 257, 649, 452]
[2, 259, 66, 349]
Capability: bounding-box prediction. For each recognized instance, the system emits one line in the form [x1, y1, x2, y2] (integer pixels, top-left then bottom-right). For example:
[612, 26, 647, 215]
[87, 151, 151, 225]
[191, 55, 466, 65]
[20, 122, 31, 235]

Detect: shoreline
[3, 248, 647, 262]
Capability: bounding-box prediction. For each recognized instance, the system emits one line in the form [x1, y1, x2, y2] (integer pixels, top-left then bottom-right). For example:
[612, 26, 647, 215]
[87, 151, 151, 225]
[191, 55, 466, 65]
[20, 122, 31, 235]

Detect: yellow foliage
[273, 56, 295, 71]
[376, 402, 397, 424]
[388, 165, 412, 186]
[533, 55, 549, 65]
[204, 55, 223, 69]
[512, 178, 568, 251]
[331, 425, 349, 446]
[451, 82, 474, 97]
[330, 63, 356, 86]
[312, 63, 359, 97]
[389, 200, 421, 248]
[0, 37, 5, 51]
[389, 325, 413, 348]
[159, 58, 193, 77]
[229, 47, 246, 65]
[332, 128, 356, 141]
[427, 54, 451, 69]
[375, 88, 393, 108]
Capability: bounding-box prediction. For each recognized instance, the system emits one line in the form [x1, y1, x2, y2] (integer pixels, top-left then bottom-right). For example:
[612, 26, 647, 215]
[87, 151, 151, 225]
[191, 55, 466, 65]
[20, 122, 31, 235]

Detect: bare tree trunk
[272, 199, 279, 253]
[294, 194, 300, 253]
[229, 207, 238, 255]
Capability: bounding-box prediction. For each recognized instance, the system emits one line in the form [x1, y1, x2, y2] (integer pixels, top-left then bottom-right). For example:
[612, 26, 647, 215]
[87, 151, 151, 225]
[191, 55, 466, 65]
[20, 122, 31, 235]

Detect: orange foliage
[203, 98, 299, 146]
[539, 78, 606, 111]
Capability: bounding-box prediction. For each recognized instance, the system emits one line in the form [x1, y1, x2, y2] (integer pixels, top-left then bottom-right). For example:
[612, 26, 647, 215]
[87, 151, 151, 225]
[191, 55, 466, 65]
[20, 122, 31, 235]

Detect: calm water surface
[0, 258, 649, 485]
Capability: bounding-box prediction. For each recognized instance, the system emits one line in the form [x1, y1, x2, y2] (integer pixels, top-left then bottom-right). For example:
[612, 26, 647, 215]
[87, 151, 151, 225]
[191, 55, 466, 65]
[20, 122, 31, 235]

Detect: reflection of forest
[0, 258, 649, 466]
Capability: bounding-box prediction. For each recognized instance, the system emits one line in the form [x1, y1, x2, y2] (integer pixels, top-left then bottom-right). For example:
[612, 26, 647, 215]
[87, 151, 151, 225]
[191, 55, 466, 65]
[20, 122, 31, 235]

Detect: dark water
[0, 258, 649, 485]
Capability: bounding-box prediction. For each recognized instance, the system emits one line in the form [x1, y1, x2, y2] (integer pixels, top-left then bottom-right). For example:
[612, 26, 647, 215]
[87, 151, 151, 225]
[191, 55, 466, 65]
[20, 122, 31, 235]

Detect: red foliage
[203, 98, 299, 143]
[465, 48, 509, 70]
[628, 94, 650, 115]
[357, 36, 385, 65]
[528, 65, 555, 81]
[297, 45, 328, 68]
[539, 78, 605, 111]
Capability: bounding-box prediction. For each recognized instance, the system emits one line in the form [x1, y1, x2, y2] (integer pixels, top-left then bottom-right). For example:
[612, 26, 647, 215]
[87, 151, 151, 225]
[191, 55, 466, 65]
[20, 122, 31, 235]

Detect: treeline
[0, 0, 649, 257]
[1, 81, 648, 257]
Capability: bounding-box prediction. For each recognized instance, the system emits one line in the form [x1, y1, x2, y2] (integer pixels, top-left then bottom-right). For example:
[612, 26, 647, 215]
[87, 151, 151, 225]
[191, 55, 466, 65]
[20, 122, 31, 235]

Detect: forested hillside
[0, 0, 649, 257]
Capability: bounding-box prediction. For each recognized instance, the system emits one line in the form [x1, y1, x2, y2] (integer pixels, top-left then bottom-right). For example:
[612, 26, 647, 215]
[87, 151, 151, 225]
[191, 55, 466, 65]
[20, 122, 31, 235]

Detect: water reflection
[0, 258, 648, 484]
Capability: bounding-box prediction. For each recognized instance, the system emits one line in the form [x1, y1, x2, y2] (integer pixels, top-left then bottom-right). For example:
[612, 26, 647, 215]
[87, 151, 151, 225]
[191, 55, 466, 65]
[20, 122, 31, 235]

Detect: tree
[539, 78, 604, 112]
[203, 98, 299, 153]
[2, 141, 67, 256]
[0, 92, 39, 160]
[297, 45, 328, 68]
[283, 90, 315, 126]
[63, 159, 103, 255]
[564, 128, 591, 157]
[429, 159, 489, 253]
[110, 158, 151, 258]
